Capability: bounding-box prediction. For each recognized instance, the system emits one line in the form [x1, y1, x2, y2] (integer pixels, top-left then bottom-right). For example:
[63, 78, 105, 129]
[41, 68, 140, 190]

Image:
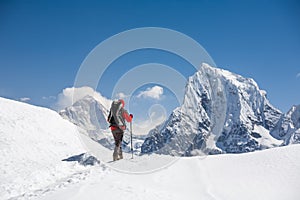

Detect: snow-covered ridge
[271, 104, 300, 144]
[141, 63, 284, 155]
[0, 97, 87, 199]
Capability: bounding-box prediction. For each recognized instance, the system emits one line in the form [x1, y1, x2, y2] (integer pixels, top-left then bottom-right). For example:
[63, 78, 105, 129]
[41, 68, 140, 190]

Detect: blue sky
[0, 0, 299, 118]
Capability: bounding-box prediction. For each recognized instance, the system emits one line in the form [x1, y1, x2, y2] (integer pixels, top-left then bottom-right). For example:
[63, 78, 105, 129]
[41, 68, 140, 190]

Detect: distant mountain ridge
[271, 104, 300, 145]
[57, 64, 299, 156]
[59, 95, 109, 133]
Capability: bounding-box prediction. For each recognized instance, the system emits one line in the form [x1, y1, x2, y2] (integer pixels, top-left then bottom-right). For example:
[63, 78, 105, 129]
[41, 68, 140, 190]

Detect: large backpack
[108, 100, 126, 128]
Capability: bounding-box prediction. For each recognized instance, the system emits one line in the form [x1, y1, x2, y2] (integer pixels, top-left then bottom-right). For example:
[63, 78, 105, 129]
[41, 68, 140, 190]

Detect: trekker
[107, 99, 133, 161]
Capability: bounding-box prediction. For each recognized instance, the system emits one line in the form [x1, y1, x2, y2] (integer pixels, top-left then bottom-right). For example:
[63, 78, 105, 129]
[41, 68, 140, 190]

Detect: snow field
[1, 97, 300, 200]
[0, 97, 87, 199]
[40, 145, 300, 200]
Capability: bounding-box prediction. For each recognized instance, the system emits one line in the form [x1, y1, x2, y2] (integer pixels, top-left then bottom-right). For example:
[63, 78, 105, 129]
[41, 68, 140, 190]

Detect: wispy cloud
[137, 86, 164, 100]
[20, 97, 30, 102]
[297, 73, 300, 78]
[133, 111, 166, 135]
[42, 96, 56, 100]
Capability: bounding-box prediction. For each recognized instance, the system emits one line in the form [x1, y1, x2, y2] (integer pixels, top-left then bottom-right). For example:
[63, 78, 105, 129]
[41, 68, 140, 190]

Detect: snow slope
[1, 97, 299, 200]
[40, 145, 300, 200]
[0, 97, 87, 199]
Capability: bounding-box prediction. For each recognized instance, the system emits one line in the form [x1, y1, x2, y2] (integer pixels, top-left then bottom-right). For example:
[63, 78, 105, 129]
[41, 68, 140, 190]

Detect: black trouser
[112, 127, 124, 160]
[112, 128, 124, 147]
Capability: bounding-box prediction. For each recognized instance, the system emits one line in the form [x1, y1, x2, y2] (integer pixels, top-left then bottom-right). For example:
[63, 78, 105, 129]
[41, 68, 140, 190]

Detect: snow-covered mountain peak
[73, 95, 108, 112]
[188, 63, 282, 133]
[199, 63, 262, 95]
[142, 64, 283, 155]
[59, 95, 109, 132]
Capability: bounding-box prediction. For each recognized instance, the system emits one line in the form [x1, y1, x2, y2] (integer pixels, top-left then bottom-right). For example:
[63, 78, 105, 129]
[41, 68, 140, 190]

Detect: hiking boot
[118, 146, 123, 159]
[113, 146, 119, 161]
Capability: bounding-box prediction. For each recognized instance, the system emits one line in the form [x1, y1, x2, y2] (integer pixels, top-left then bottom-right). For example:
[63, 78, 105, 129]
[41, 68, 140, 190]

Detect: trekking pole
[130, 121, 133, 159]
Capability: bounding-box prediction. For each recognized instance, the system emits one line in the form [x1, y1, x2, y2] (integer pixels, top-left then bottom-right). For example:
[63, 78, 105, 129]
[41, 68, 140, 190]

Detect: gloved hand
[130, 114, 133, 119]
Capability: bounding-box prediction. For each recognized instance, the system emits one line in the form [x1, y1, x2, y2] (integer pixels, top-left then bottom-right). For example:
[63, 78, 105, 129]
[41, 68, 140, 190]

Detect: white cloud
[133, 111, 166, 135]
[53, 86, 111, 111]
[116, 92, 129, 99]
[137, 86, 164, 100]
[20, 97, 30, 102]
[297, 73, 300, 78]
[131, 104, 167, 135]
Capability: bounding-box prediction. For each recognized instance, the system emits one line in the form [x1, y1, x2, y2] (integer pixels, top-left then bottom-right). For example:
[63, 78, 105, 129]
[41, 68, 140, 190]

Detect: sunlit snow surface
[1, 97, 300, 200]
[42, 145, 300, 200]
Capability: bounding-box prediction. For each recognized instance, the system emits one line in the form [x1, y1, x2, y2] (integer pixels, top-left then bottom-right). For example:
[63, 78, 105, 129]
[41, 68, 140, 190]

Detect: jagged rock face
[271, 105, 300, 145]
[141, 64, 283, 156]
[59, 95, 109, 132]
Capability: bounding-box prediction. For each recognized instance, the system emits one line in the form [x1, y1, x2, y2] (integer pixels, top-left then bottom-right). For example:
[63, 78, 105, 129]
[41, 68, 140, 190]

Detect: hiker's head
[119, 99, 125, 107]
